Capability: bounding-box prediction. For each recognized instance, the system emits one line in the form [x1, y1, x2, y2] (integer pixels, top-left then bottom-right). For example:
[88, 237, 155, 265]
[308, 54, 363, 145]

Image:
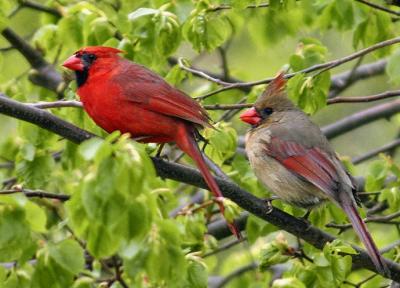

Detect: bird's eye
[263, 107, 273, 116]
[88, 54, 96, 60]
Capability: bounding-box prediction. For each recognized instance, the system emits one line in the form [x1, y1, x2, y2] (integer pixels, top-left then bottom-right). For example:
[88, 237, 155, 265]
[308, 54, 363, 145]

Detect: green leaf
[32, 24, 58, 54]
[187, 260, 208, 288]
[183, 12, 231, 52]
[287, 72, 330, 114]
[25, 201, 47, 233]
[203, 123, 237, 166]
[379, 187, 400, 213]
[128, 8, 159, 21]
[2, 269, 31, 288]
[289, 38, 328, 72]
[386, 48, 400, 84]
[272, 277, 306, 288]
[0, 206, 33, 262]
[259, 233, 291, 271]
[16, 154, 55, 188]
[89, 17, 116, 45]
[365, 160, 388, 192]
[49, 239, 85, 275]
[78, 138, 106, 161]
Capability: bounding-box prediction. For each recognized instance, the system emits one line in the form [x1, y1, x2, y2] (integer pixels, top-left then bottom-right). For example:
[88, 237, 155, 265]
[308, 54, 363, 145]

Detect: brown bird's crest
[254, 72, 296, 112]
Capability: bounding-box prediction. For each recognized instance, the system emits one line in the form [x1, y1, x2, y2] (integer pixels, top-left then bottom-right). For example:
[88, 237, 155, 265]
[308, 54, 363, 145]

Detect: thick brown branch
[0, 94, 399, 279]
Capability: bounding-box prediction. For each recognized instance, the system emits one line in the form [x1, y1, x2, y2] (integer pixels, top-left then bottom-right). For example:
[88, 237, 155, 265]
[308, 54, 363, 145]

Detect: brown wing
[264, 136, 341, 202]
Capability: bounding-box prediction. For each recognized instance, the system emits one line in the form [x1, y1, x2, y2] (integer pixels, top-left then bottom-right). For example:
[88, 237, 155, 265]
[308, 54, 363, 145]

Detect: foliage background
[0, 0, 400, 287]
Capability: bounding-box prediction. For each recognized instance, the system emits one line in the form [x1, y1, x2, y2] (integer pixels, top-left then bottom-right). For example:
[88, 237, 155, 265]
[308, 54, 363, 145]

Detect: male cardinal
[240, 73, 388, 274]
[62, 46, 240, 238]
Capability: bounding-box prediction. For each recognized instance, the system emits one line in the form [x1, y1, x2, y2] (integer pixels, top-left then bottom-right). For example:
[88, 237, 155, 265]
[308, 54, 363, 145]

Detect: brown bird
[240, 73, 388, 274]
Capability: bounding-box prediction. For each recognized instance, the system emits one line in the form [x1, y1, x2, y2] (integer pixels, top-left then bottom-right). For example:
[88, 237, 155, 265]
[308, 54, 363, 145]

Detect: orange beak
[62, 55, 84, 71]
[240, 108, 262, 125]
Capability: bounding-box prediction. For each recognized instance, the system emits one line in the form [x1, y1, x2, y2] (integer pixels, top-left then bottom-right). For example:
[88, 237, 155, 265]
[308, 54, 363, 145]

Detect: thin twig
[322, 99, 400, 139]
[28, 100, 83, 109]
[0, 46, 15, 52]
[326, 211, 400, 230]
[203, 90, 400, 110]
[203, 237, 247, 258]
[196, 36, 400, 99]
[208, 3, 270, 12]
[355, 0, 400, 17]
[328, 90, 400, 104]
[329, 59, 387, 98]
[20, 0, 62, 18]
[352, 138, 400, 164]
[112, 257, 128, 288]
[218, 47, 230, 80]
[213, 262, 258, 288]
[381, 240, 400, 254]
[177, 58, 232, 86]
[0, 188, 70, 201]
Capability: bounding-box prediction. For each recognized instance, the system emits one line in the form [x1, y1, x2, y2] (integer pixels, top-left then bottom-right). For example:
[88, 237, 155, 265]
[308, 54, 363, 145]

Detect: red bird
[240, 73, 388, 274]
[62, 46, 240, 238]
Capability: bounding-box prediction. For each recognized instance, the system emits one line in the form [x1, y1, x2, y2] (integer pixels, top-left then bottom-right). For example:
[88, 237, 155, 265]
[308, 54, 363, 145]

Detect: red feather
[63, 47, 240, 239]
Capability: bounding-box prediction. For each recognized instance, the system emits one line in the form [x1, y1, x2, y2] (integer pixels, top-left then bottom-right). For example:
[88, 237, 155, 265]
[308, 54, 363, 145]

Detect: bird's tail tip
[344, 203, 390, 277]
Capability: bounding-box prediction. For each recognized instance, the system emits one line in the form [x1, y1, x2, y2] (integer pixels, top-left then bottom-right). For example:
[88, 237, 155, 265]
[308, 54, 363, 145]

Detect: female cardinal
[240, 73, 388, 274]
[62, 46, 240, 238]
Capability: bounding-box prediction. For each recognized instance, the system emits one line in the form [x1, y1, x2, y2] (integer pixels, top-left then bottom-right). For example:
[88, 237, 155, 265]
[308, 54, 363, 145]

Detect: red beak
[240, 108, 262, 125]
[62, 55, 84, 71]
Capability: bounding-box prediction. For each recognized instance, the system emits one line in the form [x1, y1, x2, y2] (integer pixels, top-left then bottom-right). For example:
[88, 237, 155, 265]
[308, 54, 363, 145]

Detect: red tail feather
[176, 124, 242, 239]
[341, 201, 389, 275]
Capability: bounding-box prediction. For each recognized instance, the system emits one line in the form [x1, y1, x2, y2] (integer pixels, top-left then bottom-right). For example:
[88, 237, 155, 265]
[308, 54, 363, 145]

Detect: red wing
[265, 137, 340, 198]
[111, 61, 211, 128]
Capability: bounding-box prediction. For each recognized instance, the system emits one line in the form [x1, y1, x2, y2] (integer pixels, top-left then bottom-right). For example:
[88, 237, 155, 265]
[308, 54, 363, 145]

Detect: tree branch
[208, 3, 270, 12]
[322, 99, 400, 139]
[329, 59, 387, 98]
[0, 188, 70, 201]
[211, 262, 258, 288]
[178, 57, 232, 86]
[352, 138, 400, 164]
[0, 27, 64, 95]
[0, 94, 399, 279]
[196, 36, 400, 99]
[203, 90, 400, 110]
[354, 0, 400, 17]
[20, 0, 62, 18]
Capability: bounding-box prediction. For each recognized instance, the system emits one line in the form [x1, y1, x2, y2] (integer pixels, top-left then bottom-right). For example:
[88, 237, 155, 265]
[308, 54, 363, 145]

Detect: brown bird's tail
[176, 124, 242, 239]
[341, 201, 389, 276]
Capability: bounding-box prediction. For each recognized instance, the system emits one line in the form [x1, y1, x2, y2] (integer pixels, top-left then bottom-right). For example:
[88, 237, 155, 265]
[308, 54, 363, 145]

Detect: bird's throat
[75, 68, 89, 87]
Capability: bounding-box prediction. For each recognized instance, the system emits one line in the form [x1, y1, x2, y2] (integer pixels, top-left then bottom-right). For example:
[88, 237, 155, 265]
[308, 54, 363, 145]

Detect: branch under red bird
[62, 46, 241, 239]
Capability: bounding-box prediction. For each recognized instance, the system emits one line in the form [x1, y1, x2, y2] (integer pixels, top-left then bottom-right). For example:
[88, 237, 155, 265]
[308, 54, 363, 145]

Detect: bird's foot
[155, 143, 165, 158]
[263, 196, 279, 214]
[299, 208, 313, 225]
